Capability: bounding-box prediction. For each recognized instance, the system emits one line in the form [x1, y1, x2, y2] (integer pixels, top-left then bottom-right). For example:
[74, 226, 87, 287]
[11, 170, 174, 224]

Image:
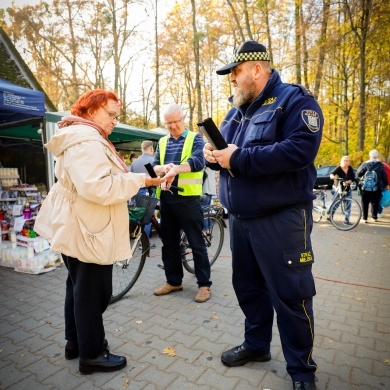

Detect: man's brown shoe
[195, 287, 211, 303]
[154, 283, 183, 296]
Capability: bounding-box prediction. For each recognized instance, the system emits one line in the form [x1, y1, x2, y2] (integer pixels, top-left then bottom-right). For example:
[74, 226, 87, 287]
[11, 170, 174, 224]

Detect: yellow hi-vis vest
[157, 131, 203, 197]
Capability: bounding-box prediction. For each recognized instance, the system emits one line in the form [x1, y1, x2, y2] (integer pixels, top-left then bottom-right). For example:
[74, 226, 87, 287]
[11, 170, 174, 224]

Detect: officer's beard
[232, 78, 257, 107]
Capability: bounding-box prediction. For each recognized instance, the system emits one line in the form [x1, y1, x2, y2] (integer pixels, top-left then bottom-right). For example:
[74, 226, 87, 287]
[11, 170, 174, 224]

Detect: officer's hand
[212, 144, 237, 169]
[203, 143, 216, 163]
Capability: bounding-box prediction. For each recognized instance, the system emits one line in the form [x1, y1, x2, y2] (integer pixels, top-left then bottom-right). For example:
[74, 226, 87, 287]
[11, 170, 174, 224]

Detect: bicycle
[110, 194, 226, 303]
[312, 179, 362, 230]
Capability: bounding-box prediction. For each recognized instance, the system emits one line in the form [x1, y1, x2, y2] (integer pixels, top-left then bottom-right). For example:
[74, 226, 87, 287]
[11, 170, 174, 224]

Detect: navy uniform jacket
[214, 69, 323, 218]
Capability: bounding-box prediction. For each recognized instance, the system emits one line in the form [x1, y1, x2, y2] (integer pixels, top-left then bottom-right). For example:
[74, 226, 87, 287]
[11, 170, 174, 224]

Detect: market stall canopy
[0, 78, 45, 139]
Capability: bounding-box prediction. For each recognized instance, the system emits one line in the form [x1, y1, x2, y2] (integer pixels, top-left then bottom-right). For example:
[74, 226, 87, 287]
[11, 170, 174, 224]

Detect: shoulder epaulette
[291, 84, 314, 97]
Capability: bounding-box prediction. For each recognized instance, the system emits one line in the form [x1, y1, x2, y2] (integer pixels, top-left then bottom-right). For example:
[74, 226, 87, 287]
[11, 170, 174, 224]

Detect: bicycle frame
[314, 181, 347, 214]
[129, 224, 150, 257]
[312, 179, 362, 230]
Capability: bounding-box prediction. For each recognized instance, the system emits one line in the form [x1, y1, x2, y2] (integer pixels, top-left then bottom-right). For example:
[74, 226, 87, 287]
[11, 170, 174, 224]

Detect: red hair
[71, 89, 122, 118]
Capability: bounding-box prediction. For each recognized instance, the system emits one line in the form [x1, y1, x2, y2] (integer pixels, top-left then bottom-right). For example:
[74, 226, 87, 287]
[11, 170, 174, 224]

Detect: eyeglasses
[164, 115, 185, 128]
[100, 105, 120, 123]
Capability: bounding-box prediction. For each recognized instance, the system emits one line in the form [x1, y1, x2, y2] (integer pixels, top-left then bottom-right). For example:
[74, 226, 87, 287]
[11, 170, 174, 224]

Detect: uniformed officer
[203, 40, 323, 390]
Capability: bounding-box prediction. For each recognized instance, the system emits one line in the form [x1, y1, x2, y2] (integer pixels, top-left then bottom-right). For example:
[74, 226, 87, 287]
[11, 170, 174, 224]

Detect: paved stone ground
[0, 203, 389, 389]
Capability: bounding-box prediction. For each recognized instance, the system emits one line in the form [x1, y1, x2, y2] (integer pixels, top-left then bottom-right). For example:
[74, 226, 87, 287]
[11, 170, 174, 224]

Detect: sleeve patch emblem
[302, 110, 320, 132]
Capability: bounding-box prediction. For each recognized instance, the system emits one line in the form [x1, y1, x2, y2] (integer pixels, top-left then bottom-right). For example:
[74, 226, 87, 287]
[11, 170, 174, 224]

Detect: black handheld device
[197, 118, 234, 177]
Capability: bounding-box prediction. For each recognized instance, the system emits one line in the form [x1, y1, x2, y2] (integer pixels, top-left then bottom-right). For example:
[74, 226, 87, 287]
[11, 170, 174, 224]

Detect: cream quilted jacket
[35, 124, 145, 265]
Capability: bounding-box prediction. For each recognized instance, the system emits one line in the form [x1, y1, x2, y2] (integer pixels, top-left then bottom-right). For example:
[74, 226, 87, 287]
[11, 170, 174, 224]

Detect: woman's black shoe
[293, 381, 316, 389]
[221, 344, 271, 367]
[79, 350, 127, 375]
[65, 339, 108, 360]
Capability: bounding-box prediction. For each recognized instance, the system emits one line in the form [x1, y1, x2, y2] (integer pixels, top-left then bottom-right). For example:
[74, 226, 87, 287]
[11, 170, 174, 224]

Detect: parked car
[314, 165, 358, 189]
[314, 165, 337, 189]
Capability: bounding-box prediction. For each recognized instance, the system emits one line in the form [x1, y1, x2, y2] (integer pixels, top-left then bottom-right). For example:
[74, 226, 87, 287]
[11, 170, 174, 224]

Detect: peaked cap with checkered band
[216, 40, 270, 75]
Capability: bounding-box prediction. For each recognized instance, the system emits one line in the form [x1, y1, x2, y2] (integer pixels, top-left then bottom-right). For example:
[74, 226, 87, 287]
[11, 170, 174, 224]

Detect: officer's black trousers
[62, 254, 113, 359]
[229, 207, 317, 382]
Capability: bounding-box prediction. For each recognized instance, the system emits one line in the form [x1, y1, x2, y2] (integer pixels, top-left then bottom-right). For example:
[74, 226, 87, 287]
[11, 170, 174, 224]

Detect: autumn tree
[2, 0, 389, 161]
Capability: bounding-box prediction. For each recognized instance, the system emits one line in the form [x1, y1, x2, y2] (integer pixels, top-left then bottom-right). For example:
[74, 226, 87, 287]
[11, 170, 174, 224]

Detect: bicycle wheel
[329, 196, 362, 231]
[182, 214, 225, 274]
[110, 226, 149, 304]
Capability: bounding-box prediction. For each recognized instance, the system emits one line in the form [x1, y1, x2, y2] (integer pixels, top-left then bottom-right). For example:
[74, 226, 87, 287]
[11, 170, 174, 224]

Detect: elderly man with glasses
[151, 103, 212, 303]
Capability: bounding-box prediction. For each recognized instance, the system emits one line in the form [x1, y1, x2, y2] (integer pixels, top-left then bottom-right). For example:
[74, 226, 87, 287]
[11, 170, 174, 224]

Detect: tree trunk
[345, 0, 373, 152]
[313, 0, 330, 99]
[295, 0, 302, 84]
[155, 0, 161, 127]
[226, 0, 246, 41]
[243, 0, 253, 40]
[191, 0, 202, 124]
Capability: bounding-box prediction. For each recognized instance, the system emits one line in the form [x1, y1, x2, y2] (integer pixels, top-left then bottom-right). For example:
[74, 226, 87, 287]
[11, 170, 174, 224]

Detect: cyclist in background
[329, 156, 356, 225]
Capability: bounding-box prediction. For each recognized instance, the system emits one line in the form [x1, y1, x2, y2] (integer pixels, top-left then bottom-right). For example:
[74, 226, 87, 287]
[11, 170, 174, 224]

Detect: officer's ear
[253, 62, 264, 79]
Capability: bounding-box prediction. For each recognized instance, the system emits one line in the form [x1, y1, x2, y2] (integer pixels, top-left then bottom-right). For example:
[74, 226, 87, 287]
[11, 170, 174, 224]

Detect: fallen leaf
[122, 378, 131, 388]
[211, 315, 219, 319]
[136, 320, 142, 324]
[162, 347, 176, 357]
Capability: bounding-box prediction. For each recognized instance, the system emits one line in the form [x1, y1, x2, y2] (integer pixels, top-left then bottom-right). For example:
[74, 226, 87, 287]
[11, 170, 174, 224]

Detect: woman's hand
[145, 177, 164, 187]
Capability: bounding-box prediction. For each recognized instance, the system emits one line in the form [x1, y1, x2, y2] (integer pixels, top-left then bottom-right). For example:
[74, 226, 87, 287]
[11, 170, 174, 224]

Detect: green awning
[0, 120, 42, 140]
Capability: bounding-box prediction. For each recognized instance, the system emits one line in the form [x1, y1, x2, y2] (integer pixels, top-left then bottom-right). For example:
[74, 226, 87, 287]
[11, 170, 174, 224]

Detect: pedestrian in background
[152, 103, 212, 303]
[129, 140, 155, 177]
[35, 89, 162, 375]
[357, 149, 388, 223]
[204, 40, 322, 390]
[377, 154, 390, 218]
[129, 153, 138, 164]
